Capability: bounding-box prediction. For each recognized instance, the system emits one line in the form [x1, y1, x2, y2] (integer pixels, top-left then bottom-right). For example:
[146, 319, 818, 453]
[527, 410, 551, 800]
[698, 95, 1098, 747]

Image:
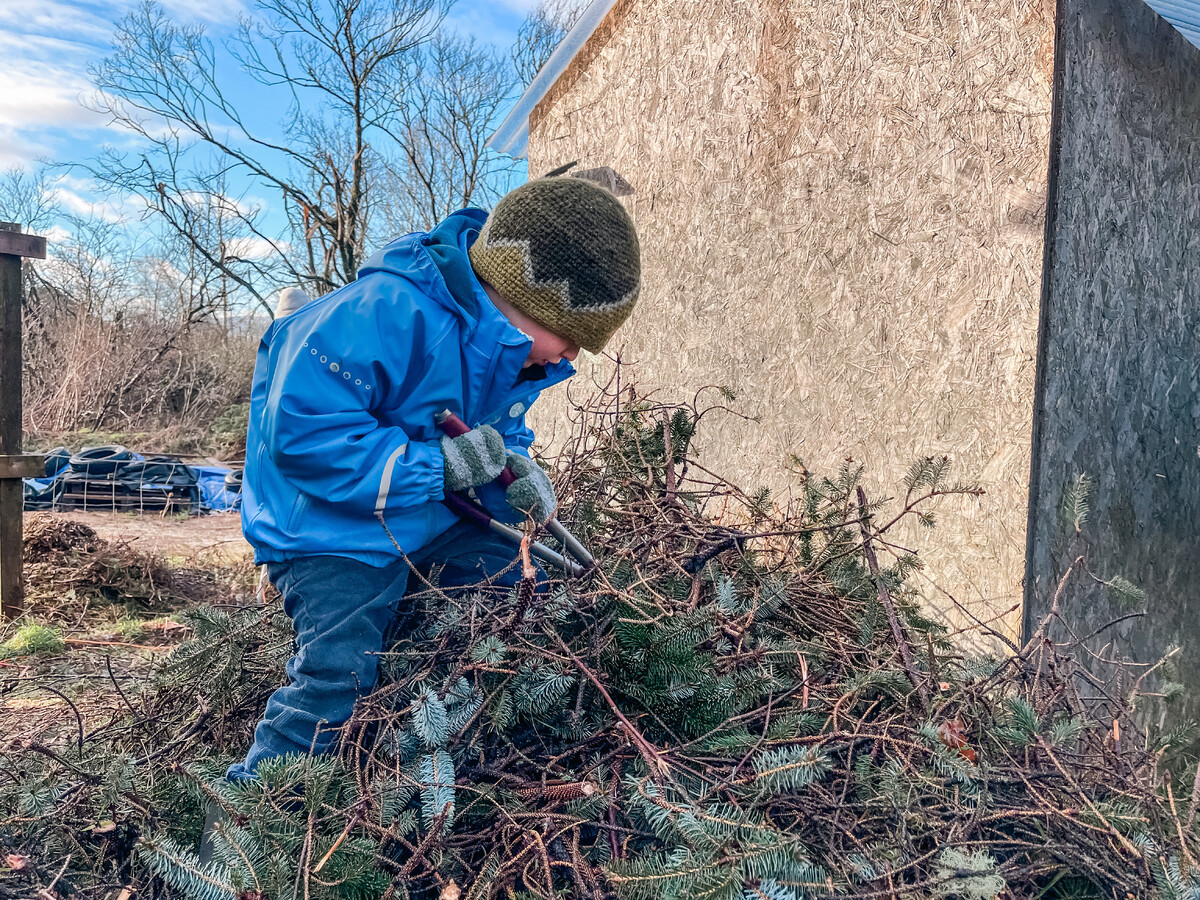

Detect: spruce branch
[855, 487, 929, 708]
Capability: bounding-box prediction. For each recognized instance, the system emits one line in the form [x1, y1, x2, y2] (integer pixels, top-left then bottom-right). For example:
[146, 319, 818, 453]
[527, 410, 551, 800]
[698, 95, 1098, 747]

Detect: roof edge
[1142, 0, 1200, 50]
[487, 0, 621, 159]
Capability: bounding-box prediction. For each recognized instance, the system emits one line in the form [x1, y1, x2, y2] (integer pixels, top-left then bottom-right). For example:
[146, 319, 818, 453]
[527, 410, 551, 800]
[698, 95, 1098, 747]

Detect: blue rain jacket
[241, 209, 574, 566]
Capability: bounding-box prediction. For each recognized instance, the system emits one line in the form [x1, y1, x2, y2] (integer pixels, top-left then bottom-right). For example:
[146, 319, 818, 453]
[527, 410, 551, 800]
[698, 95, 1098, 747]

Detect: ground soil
[55, 510, 251, 562]
[2, 511, 257, 750]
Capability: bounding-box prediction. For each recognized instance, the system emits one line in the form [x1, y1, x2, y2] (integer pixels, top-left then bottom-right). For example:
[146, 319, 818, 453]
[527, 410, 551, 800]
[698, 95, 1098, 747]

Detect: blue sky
[0, 0, 537, 218]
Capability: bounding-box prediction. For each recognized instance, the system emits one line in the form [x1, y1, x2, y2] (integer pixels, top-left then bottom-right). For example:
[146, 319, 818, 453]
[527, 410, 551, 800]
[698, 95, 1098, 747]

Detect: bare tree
[87, 0, 518, 315]
[20, 220, 261, 435]
[0, 167, 58, 233]
[2, 165, 258, 435]
[511, 0, 587, 86]
[381, 32, 522, 235]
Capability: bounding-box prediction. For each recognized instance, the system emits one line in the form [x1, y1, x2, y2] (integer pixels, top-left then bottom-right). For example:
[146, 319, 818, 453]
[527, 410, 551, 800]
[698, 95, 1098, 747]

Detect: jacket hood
[358, 208, 490, 336]
[355, 207, 574, 416]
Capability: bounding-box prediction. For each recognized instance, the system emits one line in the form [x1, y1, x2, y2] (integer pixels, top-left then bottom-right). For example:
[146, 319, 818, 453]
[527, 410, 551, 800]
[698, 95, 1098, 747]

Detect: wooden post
[0, 223, 48, 620]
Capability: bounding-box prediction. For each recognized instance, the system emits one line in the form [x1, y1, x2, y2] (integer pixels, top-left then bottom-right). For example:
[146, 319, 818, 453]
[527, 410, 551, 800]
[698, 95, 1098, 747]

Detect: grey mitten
[504, 452, 558, 523]
[441, 425, 507, 492]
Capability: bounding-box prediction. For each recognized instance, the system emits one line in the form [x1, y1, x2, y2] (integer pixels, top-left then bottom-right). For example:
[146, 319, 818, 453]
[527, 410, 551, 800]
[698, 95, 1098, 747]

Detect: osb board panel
[527, 0, 1054, 639]
[530, 0, 637, 143]
[1024, 0, 1200, 718]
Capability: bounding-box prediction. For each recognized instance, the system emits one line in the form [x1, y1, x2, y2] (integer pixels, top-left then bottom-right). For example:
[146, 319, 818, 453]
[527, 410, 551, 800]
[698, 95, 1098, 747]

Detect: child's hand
[504, 453, 558, 523]
[441, 425, 507, 492]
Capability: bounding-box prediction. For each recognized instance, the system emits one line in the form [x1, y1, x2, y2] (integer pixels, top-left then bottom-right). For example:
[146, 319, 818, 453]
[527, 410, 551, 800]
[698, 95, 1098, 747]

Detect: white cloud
[0, 4, 112, 151]
[0, 70, 107, 132]
[0, 0, 115, 46]
[42, 224, 74, 245]
[157, 0, 247, 21]
[52, 186, 119, 221]
[0, 0, 251, 167]
[0, 5, 123, 166]
[227, 235, 285, 259]
[0, 131, 51, 168]
[49, 173, 146, 223]
[0, 0, 246, 36]
[179, 190, 264, 218]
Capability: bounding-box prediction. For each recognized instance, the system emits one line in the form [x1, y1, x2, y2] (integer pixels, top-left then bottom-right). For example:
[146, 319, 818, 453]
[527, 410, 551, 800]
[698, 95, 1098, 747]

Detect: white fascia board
[1144, 0, 1200, 50]
[487, 0, 621, 159]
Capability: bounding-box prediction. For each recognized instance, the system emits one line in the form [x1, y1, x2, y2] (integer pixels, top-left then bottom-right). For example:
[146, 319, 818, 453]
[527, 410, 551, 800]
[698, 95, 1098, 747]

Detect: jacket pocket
[244, 444, 268, 529]
[286, 492, 311, 534]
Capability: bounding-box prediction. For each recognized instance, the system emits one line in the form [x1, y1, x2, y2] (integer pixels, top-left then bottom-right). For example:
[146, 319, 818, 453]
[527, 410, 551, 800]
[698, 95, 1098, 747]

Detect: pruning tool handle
[441, 491, 584, 578]
[434, 408, 597, 570]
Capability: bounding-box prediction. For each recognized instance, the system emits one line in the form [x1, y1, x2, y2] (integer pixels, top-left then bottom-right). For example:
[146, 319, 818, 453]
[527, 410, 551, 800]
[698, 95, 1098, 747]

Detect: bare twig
[855, 486, 929, 708]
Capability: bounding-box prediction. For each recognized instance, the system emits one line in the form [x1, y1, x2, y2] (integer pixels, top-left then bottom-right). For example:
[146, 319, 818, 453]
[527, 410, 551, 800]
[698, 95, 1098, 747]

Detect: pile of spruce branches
[3, 377, 1198, 900]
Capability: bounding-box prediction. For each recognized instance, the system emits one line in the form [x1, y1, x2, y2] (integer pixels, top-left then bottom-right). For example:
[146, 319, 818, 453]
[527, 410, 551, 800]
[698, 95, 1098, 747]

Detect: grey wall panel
[1025, 0, 1200, 716]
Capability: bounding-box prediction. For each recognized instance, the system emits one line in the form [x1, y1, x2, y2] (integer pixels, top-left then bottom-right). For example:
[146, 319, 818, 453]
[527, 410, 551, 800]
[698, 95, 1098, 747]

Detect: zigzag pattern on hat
[480, 233, 639, 314]
[468, 175, 641, 352]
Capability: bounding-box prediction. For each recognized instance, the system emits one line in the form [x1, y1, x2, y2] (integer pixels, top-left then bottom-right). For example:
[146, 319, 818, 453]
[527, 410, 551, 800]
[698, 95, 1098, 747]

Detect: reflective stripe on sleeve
[375, 443, 409, 513]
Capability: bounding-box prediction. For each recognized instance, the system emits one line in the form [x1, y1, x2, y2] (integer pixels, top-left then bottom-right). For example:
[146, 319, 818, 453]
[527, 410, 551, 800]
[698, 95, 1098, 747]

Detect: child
[229, 176, 641, 782]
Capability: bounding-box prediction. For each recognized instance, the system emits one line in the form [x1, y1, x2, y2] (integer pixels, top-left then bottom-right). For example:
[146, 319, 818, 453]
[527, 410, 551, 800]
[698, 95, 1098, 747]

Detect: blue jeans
[227, 519, 542, 781]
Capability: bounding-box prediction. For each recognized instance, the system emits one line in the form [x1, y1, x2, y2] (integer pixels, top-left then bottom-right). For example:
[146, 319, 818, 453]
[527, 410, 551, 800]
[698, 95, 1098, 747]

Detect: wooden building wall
[1024, 0, 1200, 715]
[527, 0, 1055, 637]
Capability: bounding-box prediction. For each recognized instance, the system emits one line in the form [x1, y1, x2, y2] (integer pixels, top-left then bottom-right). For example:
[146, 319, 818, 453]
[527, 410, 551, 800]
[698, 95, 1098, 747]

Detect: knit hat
[468, 176, 641, 354]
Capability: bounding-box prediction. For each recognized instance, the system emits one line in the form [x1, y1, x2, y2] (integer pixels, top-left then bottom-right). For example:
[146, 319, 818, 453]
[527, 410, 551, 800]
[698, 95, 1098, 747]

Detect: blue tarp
[22, 476, 56, 509]
[196, 466, 241, 513]
[22, 452, 241, 514]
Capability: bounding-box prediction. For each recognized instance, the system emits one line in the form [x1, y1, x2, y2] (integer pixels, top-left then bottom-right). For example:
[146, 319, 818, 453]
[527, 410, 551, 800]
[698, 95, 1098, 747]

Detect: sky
[0, 0, 539, 220]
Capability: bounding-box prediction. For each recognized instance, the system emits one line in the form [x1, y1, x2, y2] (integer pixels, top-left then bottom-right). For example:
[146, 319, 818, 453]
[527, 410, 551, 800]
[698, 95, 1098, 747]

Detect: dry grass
[1, 513, 258, 757]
